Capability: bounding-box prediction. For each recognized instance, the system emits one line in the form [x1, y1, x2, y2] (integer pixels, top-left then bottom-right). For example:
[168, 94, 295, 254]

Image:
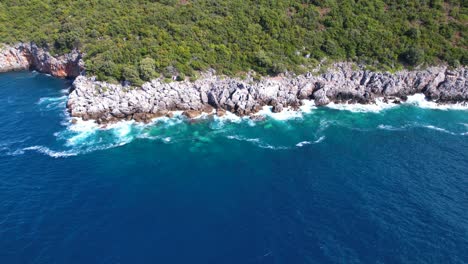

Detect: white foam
[226, 135, 289, 150]
[111, 121, 133, 137]
[257, 143, 289, 150]
[37, 96, 67, 104]
[22, 146, 78, 158]
[326, 98, 396, 113]
[62, 119, 99, 146]
[37, 96, 68, 110]
[213, 111, 247, 124]
[378, 123, 464, 135]
[296, 136, 325, 147]
[421, 125, 457, 135]
[63, 119, 98, 142]
[314, 136, 326, 143]
[299, 100, 317, 114]
[296, 141, 311, 147]
[377, 124, 405, 131]
[227, 135, 260, 143]
[255, 105, 303, 120]
[191, 109, 216, 120]
[150, 115, 185, 127]
[405, 94, 468, 110]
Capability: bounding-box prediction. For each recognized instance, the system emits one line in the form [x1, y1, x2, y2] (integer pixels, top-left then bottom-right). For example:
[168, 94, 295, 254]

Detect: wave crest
[405, 94, 468, 110]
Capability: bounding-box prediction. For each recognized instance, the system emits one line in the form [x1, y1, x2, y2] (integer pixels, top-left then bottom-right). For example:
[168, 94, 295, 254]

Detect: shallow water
[1, 72, 467, 263]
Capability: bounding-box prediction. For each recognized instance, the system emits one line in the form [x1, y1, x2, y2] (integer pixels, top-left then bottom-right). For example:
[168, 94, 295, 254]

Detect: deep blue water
[0, 71, 467, 264]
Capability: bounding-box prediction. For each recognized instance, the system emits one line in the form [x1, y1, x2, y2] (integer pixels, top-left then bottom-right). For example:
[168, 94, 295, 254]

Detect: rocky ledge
[0, 43, 83, 78]
[68, 64, 467, 123]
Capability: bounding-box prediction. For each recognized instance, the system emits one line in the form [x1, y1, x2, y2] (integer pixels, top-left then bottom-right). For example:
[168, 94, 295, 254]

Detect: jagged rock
[250, 115, 266, 121]
[313, 89, 330, 106]
[65, 63, 468, 123]
[182, 110, 202, 119]
[0, 43, 83, 78]
[272, 104, 283, 113]
[216, 109, 226, 117]
[298, 83, 314, 99]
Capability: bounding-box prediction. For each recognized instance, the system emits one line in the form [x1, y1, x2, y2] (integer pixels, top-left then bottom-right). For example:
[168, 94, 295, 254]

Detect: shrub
[139, 58, 157, 81]
[122, 66, 143, 86]
[401, 47, 425, 66]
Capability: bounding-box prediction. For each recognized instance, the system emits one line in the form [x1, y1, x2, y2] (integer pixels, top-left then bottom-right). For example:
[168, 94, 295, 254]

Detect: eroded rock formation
[0, 43, 83, 78]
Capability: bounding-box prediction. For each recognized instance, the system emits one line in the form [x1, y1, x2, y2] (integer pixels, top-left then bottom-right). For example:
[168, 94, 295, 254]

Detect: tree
[401, 47, 425, 66]
[122, 65, 143, 86]
[139, 58, 157, 81]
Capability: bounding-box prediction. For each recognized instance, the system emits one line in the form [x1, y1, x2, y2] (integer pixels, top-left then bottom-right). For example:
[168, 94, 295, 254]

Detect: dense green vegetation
[0, 0, 467, 83]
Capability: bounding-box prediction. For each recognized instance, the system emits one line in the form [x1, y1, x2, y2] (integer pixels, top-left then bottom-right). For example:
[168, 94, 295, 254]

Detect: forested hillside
[0, 0, 466, 84]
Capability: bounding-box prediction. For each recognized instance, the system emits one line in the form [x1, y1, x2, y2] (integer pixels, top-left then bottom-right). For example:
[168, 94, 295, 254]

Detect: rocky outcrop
[0, 43, 83, 78]
[68, 64, 467, 123]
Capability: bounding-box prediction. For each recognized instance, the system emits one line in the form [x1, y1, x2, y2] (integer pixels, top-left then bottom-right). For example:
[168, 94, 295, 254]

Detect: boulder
[182, 110, 202, 119]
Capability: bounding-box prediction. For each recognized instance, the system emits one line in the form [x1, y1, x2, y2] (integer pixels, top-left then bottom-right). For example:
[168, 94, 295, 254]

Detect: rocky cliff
[0, 43, 83, 78]
[68, 64, 467, 124]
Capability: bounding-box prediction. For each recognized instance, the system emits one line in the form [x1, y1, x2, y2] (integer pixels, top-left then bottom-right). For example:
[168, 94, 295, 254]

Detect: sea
[0, 71, 467, 264]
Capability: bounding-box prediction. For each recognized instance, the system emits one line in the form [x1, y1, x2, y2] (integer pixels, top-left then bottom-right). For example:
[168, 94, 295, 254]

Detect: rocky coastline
[1, 43, 467, 124]
[68, 64, 467, 124]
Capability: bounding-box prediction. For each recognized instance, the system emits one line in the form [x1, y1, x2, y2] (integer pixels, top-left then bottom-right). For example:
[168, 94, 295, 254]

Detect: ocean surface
[0, 71, 467, 264]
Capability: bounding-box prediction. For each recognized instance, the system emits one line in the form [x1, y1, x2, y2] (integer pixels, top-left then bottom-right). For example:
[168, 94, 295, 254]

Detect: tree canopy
[0, 0, 466, 83]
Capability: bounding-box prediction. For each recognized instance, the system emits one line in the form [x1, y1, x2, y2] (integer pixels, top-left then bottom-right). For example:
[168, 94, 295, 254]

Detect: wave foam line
[296, 136, 326, 147]
[254, 105, 304, 121]
[378, 123, 466, 136]
[226, 135, 289, 150]
[21, 146, 78, 158]
[326, 98, 396, 113]
[377, 124, 406, 131]
[421, 125, 458, 135]
[36, 95, 68, 111]
[405, 94, 468, 110]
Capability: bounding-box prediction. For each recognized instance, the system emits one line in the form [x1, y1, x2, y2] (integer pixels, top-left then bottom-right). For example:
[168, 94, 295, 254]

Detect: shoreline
[1, 43, 467, 124]
[68, 64, 468, 124]
[68, 93, 468, 130]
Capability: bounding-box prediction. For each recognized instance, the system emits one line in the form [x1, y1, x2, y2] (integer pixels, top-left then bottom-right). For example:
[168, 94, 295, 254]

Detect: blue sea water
[0, 71, 467, 264]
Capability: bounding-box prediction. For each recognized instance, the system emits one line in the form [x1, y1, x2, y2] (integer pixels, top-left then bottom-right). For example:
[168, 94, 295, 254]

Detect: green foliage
[139, 58, 157, 81]
[401, 47, 425, 66]
[0, 0, 466, 82]
[122, 65, 143, 86]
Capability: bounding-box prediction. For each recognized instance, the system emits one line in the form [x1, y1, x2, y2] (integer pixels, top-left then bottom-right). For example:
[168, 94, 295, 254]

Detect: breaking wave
[405, 94, 468, 110]
[37, 96, 68, 110]
[326, 98, 396, 113]
[5, 90, 468, 159]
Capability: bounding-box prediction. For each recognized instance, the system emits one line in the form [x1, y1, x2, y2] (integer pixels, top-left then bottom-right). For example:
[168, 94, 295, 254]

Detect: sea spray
[326, 98, 397, 113]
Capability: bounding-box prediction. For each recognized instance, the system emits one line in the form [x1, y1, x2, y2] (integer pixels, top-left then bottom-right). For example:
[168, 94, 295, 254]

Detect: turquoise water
[0, 71, 467, 263]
